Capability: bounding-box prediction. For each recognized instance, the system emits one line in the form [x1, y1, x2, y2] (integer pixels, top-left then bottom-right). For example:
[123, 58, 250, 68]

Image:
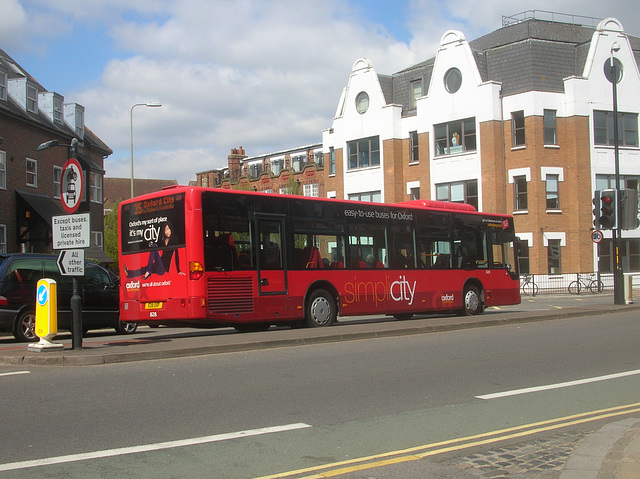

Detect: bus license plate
[144, 302, 163, 310]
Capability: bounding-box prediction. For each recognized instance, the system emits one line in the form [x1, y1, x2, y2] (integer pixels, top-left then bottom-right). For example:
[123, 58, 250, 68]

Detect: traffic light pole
[611, 57, 625, 305]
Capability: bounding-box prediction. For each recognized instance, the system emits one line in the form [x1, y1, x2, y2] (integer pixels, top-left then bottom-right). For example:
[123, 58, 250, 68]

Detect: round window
[356, 91, 369, 114]
[603, 58, 623, 84]
[444, 68, 462, 93]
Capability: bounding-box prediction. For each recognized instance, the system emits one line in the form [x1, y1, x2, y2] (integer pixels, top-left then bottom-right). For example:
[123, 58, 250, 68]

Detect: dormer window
[26, 84, 37, 113]
[53, 97, 63, 124]
[64, 103, 85, 139]
[0, 68, 6, 101]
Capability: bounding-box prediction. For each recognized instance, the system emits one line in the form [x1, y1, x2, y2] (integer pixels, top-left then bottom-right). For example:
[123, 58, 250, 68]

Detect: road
[0, 303, 639, 478]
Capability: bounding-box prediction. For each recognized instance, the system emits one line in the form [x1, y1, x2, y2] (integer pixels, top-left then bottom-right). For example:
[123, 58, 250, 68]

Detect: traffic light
[620, 188, 640, 230]
[592, 190, 601, 228]
[598, 189, 618, 229]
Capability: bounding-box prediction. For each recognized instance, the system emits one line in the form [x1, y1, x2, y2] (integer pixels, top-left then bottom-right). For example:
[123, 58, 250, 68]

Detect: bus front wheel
[307, 289, 336, 327]
[463, 285, 483, 316]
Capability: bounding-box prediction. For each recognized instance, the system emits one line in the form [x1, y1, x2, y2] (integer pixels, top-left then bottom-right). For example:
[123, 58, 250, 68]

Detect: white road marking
[0, 371, 30, 377]
[0, 423, 312, 472]
[477, 368, 640, 400]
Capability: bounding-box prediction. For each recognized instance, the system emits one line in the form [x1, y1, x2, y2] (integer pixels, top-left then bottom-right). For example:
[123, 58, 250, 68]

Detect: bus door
[256, 215, 287, 296]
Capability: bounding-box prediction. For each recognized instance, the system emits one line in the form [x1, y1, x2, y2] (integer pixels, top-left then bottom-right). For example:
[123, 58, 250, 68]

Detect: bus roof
[140, 185, 506, 218]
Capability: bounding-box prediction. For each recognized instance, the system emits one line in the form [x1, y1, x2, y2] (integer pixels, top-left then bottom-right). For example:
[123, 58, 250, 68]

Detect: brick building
[0, 48, 111, 260]
[197, 12, 640, 279]
[197, 144, 325, 197]
[321, 13, 640, 278]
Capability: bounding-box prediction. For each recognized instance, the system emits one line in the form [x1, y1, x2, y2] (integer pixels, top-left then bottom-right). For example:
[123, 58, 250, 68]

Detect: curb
[560, 418, 640, 479]
[2, 303, 640, 366]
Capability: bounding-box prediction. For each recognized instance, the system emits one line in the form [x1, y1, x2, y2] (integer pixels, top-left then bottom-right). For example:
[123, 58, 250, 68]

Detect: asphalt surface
[1, 296, 640, 478]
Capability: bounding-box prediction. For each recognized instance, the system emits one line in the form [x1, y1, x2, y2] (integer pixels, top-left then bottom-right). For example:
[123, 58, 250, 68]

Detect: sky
[2, 0, 639, 186]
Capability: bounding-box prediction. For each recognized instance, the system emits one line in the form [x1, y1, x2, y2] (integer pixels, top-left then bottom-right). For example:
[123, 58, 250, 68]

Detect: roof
[388, 17, 640, 114]
[0, 48, 111, 156]
[104, 177, 179, 211]
[15, 189, 64, 227]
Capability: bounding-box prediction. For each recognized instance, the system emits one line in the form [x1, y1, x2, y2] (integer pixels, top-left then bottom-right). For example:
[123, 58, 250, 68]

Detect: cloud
[0, 0, 29, 50]
[10, 0, 640, 186]
[65, 0, 417, 184]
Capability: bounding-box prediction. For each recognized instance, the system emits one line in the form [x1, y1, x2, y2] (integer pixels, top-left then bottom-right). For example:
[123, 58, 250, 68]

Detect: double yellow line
[255, 402, 640, 479]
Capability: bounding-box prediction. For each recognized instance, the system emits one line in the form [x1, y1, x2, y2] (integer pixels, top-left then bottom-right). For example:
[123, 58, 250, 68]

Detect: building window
[518, 238, 530, 274]
[271, 158, 284, 176]
[329, 147, 335, 174]
[26, 84, 37, 113]
[90, 171, 103, 203]
[409, 131, 419, 163]
[410, 80, 422, 109]
[512, 110, 525, 147]
[347, 136, 380, 170]
[444, 68, 462, 94]
[434, 117, 476, 156]
[0, 224, 6, 253]
[74, 106, 84, 137]
[547, 239, 561, 274]
[355, 91, 369, 114]
[303, 183, 319, 197]
[0, 68, 7, 101]
[545, 174, 559, 209]
[53, 166, 62, 199]
[26, 158, 37, 187]
[0, 151, 6, 189]
[314, 151, 324, 168]
[596, 174, 639, 191]
[594, 111, 639, 147]
[92, 231, 103, 248]
[514, 176, 528, 211]
[248, 163, 262, 178]
[410, 187, 420, 200]
[53, 97, 63, 124]
[436, 179, 478, 210]
[348, 191, 382, 203]
[291, 155, 305, 172]
[544, 109, 557, 145]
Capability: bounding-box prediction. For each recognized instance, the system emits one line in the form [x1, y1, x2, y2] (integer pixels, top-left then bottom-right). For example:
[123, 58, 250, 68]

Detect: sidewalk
[1, 299, 638, 367]
[1, 299, 640, 478]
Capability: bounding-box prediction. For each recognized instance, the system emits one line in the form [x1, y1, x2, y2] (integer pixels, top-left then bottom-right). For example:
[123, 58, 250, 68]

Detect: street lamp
[130, 102, 162, 198]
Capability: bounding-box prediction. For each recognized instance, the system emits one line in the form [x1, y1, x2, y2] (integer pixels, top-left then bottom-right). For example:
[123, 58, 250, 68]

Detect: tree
[104, 201, 119, 270]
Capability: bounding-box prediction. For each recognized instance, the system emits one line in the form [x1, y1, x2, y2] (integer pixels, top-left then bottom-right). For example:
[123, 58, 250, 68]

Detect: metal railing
[519, 272, 613, 296]
[502, 10, 602, 29]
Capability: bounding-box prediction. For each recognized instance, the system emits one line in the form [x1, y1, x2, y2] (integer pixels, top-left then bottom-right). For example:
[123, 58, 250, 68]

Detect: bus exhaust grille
[207, 277, 254, 314]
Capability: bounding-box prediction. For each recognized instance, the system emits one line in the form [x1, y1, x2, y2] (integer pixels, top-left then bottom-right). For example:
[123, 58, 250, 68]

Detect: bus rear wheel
[463, 285, 483, 316]
[307, 289, 336, 327]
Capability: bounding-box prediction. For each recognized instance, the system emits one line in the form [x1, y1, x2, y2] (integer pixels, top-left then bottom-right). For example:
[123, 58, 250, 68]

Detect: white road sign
[52, 213, 90, 249]
[57, 249, 85, 276]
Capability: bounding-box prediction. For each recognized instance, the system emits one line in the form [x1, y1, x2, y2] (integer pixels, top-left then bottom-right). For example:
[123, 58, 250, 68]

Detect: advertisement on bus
[119, 193, 187, 305]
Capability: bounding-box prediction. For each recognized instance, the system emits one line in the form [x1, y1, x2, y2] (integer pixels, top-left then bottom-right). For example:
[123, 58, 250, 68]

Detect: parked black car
[0, 253, 137, 342]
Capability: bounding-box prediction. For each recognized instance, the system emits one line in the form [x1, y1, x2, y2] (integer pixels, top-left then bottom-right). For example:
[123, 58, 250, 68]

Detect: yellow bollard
[28, 278, 63, 351]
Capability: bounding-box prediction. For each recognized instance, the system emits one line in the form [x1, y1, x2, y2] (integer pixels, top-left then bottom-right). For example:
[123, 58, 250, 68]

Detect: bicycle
[520, 274, 538, 296]
[567, 273, 604, 294]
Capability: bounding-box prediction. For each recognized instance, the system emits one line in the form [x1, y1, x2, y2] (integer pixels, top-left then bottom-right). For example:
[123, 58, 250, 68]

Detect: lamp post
[37, 138, 83, 349]
[609, 42, 625, 305]
[130, 102, 162, 198]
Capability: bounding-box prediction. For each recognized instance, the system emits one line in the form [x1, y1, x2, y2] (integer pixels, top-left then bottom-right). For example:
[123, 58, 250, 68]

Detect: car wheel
[14, 310, 37, 342]
[115, 319, 138, 335]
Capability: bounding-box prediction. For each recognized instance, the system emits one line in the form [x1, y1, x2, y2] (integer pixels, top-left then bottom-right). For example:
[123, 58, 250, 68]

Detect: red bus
[118, 186, 520, 331]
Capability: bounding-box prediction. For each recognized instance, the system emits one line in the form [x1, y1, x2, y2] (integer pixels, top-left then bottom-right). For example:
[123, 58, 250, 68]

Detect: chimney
[228, 146, 247, 182]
